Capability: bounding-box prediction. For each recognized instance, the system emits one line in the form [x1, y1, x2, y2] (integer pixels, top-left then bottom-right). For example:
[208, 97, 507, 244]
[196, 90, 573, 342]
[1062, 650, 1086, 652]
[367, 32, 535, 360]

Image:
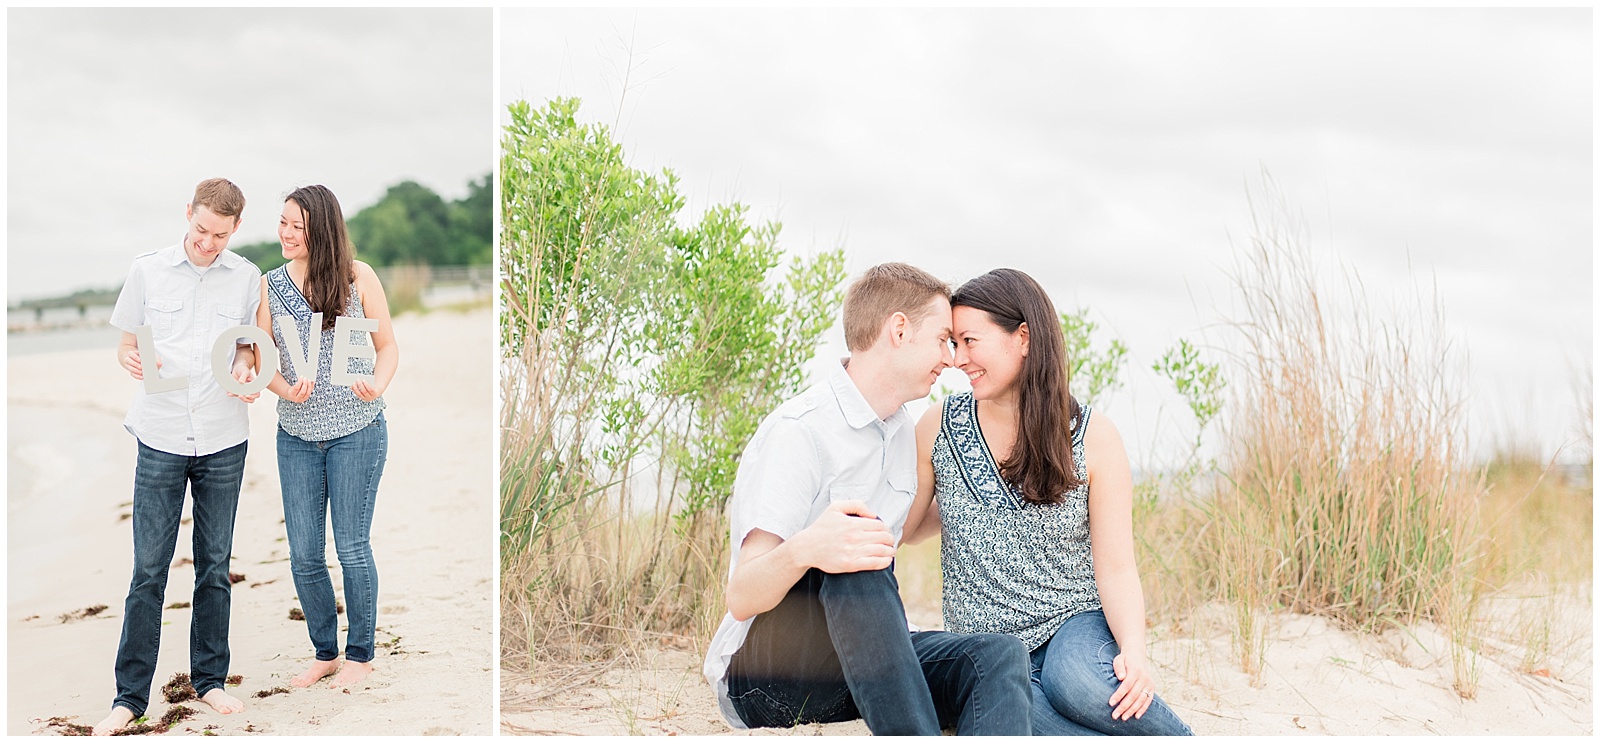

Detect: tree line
[233, 175, 491, 272]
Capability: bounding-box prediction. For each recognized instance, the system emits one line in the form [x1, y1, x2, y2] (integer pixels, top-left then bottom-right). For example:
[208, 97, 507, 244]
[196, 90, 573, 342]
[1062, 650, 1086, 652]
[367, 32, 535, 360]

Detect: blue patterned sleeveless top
[266, 265, 385, 441]
[933, 391, 1098, 650]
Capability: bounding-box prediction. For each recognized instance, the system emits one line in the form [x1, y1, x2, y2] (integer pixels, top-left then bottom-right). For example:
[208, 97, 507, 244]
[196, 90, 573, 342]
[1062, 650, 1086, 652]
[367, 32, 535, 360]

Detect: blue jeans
[1028, 610, 1193, 736]
[727, 566, 1031, 735]
[277, 413, 387, 664]
[113, 440, 247, 717]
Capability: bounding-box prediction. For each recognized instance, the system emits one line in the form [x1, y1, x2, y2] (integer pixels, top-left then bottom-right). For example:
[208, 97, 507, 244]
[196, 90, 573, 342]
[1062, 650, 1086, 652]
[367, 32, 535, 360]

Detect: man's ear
[1017, 321, 1029, 357]
[185, 203, 194, 221]
[887, 311, 910, 346]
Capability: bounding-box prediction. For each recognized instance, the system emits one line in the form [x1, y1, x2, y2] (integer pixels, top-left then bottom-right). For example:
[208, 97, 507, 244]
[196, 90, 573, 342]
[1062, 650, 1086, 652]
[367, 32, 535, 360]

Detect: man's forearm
[727, 533, 813, 621]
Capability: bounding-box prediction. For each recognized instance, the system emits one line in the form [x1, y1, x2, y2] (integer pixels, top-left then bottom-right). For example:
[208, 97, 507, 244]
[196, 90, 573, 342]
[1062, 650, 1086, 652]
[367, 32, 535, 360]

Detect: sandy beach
[501, 548, 1592, 735]
[8, 306, 495, 736]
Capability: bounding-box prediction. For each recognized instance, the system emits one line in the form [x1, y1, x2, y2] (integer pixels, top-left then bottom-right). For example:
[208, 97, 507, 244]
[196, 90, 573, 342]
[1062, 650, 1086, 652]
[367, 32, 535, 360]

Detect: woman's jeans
[277, 413, 387, 665]
[1028, 610, 1193, 736]
[727, 566, 1032, 735]
[113, 440, 246, 717]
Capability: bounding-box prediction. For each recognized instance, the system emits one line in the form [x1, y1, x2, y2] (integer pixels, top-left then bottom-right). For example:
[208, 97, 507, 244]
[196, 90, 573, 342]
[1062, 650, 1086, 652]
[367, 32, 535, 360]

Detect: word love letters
[136, 313, 378, 395]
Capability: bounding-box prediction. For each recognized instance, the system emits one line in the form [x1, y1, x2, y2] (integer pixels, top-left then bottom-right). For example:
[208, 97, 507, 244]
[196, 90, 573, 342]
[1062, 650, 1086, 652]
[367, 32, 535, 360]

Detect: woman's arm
[901, 404, 945, 545]
[256, 277, 311, 402]
[350, 261, 398, 402]
[1084, 412, 1158, 721]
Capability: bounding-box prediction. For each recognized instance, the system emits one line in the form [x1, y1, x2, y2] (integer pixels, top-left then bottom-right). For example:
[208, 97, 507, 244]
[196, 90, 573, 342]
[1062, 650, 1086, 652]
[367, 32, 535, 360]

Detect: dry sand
[8, 306, 495, 736]
[501, 570, 1592, 735]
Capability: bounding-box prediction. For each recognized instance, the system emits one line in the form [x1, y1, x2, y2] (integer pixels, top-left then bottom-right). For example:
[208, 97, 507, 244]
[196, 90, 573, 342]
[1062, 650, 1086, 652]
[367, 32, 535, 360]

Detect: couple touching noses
[97, 179, 397, 735]
[705, 263, 1192, 735]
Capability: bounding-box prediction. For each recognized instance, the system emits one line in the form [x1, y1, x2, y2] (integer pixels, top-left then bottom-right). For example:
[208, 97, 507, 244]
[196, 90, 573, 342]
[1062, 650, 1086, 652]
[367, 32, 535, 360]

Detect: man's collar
[828, 359, 911, 432]
[162, 242, 190, 266]
[167, 240, 243, 270]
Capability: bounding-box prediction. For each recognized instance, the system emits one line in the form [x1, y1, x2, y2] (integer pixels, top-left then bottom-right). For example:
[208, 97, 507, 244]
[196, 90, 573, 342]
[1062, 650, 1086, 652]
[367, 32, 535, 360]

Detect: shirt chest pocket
[146, 298, 184, 338]
[826, 471, 916, 512]
[887, 470, 916, 498]
[827, 482, 871, 506]
[210, 303, 247, 339]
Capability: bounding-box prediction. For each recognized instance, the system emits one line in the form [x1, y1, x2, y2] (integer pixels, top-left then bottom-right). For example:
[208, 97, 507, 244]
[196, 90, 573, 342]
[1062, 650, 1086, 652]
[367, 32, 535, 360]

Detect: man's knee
[814, 567, 905, 626]
[129, 559, 172, 591]
[966, 632, 1029, 672]
[817, 566, 895, 590]
[815, 566, 900, 604]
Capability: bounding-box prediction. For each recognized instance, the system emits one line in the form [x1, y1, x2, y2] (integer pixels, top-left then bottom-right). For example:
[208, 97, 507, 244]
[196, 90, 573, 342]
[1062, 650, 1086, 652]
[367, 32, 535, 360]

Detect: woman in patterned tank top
[903, 269, 1191, 735]
[255, 185, 399, 691]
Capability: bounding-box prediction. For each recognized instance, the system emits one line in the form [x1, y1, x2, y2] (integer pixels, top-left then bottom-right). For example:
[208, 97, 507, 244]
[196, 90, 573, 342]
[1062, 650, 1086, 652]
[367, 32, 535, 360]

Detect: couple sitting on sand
[95, 179, 399, 735]
[704, 263, 1193, 735]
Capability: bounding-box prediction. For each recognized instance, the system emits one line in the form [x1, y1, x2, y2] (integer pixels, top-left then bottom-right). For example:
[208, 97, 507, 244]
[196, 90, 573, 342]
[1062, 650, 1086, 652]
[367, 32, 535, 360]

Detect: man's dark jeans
[726, 566, 1031, 735]
[112, 441, 246, 717]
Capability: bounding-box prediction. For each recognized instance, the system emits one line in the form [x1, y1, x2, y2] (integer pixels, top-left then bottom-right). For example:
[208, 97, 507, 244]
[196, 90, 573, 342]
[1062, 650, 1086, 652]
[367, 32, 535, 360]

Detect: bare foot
[289, 659, 341, 688]
[328, 660, 373, 689]
[92, 706, 135, 736]
[199, 688, 245, 715]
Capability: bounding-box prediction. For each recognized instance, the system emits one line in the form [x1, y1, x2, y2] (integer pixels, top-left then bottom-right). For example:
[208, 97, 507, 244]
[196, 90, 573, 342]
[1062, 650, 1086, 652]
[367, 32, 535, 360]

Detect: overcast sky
[8, 8, 492, 300]
[502, 8, 1592, 465]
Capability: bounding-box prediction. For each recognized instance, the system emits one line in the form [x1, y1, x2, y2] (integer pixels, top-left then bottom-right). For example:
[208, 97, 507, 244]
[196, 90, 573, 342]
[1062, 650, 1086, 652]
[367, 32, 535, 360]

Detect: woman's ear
[1017, 321, 1029, 357]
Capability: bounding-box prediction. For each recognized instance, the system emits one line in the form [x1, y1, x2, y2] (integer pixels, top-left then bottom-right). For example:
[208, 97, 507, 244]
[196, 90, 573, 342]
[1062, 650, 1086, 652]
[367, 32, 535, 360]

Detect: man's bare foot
[289, 659, 341, 688]
[92, 706, 136, 736]
[328, 660, 372, 689]
[199, 688, 245, 715]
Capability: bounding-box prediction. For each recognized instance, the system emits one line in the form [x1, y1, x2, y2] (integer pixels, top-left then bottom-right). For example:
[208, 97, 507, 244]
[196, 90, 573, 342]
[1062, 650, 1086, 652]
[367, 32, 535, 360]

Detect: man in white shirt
[703, 263, 1031, 735]
[95, 178, 263, 735]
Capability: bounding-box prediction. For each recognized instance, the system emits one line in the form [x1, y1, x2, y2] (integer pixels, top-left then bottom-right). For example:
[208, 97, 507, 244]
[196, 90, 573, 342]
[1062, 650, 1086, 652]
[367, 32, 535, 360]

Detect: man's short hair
[841, 262, 951, 352]
[192, 178, 246, 222]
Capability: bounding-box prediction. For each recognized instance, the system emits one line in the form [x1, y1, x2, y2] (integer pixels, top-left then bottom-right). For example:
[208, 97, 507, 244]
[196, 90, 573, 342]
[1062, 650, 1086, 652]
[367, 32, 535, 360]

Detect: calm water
[7, 325, 124, 357]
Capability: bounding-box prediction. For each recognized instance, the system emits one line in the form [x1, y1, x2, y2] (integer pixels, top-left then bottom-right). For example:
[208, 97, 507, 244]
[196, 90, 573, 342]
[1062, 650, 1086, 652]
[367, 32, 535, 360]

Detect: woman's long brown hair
[951, 268, 1084, 505]
[286, 185, 354, 331]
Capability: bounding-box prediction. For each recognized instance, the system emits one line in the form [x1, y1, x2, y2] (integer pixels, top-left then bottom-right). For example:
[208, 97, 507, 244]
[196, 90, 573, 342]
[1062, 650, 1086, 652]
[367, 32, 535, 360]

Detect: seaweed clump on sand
[59, 605, 110, 623]
[159, 705, 198, 729]
[161, 672, 197, 703]
[254, 686, 291, 699]
[288, 607, 305, 621]
[226, 674, 243, 686]
[43, 716, 94, 736]
[110, 719, 164, 736]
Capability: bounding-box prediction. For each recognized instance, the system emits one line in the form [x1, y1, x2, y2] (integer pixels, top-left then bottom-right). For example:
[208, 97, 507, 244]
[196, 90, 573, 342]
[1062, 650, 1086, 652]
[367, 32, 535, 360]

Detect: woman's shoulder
[263, 264, 293, 293]
[1081, 408, 1123, 452]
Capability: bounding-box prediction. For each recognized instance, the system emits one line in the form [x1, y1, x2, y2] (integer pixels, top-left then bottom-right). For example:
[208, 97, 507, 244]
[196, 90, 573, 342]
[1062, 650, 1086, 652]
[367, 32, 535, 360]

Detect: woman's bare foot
[289, 659, 341, 688]
[91, 706, 135, 736]
[199, 688, 245, 714]
[328, 660, 373, 689]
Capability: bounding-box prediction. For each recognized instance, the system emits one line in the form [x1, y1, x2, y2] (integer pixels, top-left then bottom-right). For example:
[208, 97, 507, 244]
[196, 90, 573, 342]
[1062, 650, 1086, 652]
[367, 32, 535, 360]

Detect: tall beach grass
[1126, 183, 1590, 697]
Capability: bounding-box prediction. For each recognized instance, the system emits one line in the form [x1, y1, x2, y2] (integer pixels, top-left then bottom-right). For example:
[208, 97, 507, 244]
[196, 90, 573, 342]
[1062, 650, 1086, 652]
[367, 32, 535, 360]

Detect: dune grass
[1122, 186, 1591, 698]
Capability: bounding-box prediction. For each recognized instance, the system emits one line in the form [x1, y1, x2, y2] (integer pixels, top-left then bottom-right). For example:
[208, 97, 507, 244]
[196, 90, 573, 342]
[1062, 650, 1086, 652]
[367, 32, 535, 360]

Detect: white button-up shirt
[109, 243, 262, 457]
[702, 361, 919, 728]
